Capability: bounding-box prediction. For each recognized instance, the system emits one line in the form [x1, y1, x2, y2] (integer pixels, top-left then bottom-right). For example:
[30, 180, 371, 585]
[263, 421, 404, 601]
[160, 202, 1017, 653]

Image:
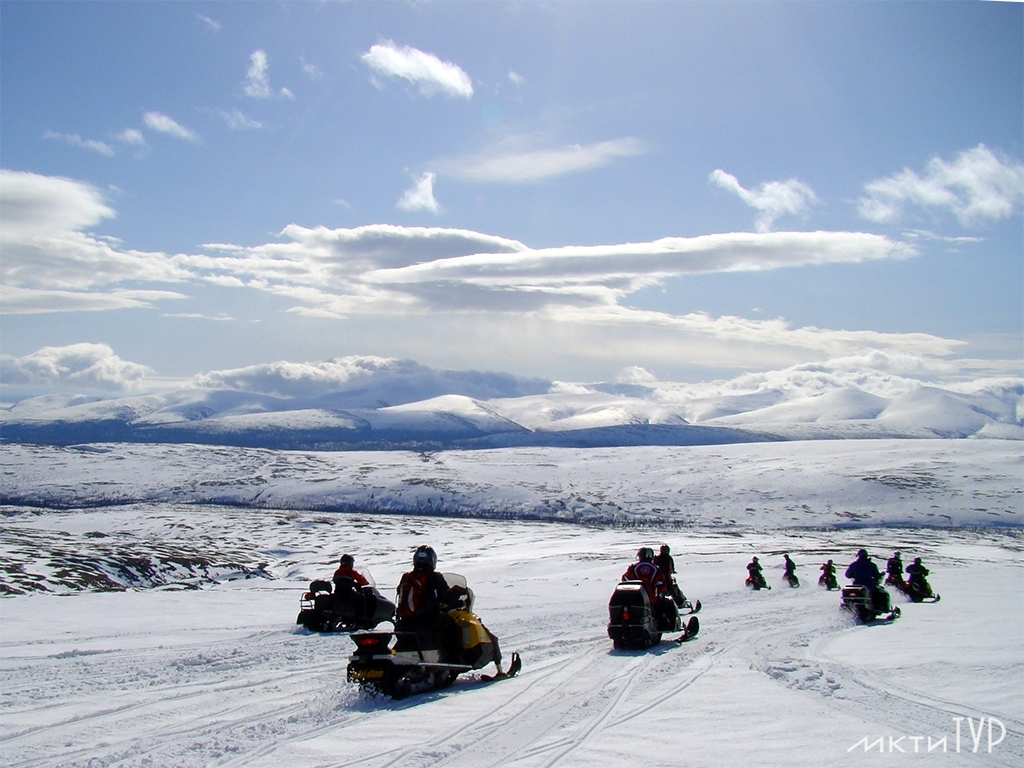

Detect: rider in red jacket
[622, 547, 668, 602]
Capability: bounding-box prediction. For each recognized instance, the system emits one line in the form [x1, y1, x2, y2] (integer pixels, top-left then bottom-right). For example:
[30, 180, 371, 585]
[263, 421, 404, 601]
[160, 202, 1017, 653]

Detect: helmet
[826, 559, 833, 565]
[660, 544, 671, 554]
[894, 551, 901, 557]
[339, 554, 354, 567]
[637, 547, 654, 562]
[913, 557, 922, 565]
[413, 545, 437, 572]
[752, 556, 759, 563]
[857, 549, 869, 559]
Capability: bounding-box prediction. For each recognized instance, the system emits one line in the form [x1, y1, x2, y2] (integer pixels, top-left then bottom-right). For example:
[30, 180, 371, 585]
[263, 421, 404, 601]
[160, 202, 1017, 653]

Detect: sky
[1, 1, 1022, 398]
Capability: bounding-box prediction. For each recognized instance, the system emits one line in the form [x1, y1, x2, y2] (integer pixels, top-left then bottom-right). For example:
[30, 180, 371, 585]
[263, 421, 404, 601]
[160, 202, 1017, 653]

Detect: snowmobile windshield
[357, 569, 377, 588]
[441, 572, 474, 611]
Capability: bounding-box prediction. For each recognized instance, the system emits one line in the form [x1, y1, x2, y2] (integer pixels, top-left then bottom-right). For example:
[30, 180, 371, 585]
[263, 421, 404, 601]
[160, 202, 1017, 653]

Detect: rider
[623, 547, 668, 603]
[886, 551, 904, 584]
[395, 546, 462, 661]
[747, 556, 766, 588]
[905, 557, 931, 595]
[332, 554, 371, 615]
[654, 544, 685, 604]
[819, 559, 837, 588]
[783, 554, 798, 583]
[333, 554, 370, 588]
[845, 549, 889, 611]
[623, 547, 677, 628]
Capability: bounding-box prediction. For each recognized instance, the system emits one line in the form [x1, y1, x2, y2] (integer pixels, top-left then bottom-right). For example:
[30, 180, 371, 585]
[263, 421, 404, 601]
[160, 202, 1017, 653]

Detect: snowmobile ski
[674, 616, 700, 643]
[479, 651, 522, 682]
[680, 599, 702, 615]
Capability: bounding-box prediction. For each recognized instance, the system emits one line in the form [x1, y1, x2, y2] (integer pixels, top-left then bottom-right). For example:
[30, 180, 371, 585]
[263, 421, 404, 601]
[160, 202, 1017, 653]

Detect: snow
[1, 439, 1019, 527]
[0, 439, 1021, 766]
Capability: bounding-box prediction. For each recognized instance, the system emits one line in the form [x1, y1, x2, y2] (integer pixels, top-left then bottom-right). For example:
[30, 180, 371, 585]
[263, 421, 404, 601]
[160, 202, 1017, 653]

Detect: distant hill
[2, 358, 1020, 449]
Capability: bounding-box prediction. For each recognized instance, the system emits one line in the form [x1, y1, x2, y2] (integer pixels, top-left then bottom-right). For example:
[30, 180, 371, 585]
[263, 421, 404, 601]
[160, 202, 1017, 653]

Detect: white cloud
[142, 112, 199, 142]
[361, 41, 473, 99]
[221, 110, 262, 131]
[508, 71, 525, 86]
[397, 172, 440, 213]
[1, 285, 185, 314]
[858, 144, 1024, 226]
[1, 172, 964, 373]
[196, 14, 221, 32]
[0, 170, 190, 313]
[709, 170, 819, 232]
[0, 169, 115, 236]
[192, 355, 548, 401]
[43, 131, 114, 157]
[189, 226, 912, 319]
[617, 366, 657, 384]
[116, 128, 147, 147]
[244, 50, 272, 98]
[439, 137, 646, 183]
[0, 343, 154, 392]
[301, 57, 323, 81]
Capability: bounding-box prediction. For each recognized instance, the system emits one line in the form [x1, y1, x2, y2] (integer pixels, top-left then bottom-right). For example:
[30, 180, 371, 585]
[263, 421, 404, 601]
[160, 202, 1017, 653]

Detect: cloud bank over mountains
[2, 344, 1020, 450]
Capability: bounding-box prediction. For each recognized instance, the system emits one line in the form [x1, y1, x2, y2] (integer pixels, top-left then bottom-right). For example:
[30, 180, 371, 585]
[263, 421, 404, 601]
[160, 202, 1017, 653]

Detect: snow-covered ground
[0, 439, 1020, 528]
[1, 440, 1022, 767]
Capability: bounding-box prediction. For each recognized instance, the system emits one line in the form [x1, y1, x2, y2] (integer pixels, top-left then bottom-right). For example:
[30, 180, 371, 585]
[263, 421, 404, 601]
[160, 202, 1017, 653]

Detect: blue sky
[1, 1, 1022, 395]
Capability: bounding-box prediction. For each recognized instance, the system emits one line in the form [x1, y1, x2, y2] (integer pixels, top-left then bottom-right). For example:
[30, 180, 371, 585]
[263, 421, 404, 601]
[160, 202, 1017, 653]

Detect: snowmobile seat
[309, 579, 332, 594]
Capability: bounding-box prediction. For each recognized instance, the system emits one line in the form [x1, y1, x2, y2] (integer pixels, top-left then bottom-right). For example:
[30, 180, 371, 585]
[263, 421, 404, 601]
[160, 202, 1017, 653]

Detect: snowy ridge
[1, 439, 1019, 528]
[2, 357, 1022, 449]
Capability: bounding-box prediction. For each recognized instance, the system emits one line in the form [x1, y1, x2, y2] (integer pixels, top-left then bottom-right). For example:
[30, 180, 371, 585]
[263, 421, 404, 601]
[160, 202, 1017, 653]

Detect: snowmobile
[607, 581, 700, 650]
[818, 571, 838, 590]
[297, 570, 395, 633]
[892, 577, 941, 604]
[745, 573, 770, 591]
[884, 572, 906, 590]
[346, 574, 520, 699]
[840, 583, 901, 624]
[784, 572, 800, 588]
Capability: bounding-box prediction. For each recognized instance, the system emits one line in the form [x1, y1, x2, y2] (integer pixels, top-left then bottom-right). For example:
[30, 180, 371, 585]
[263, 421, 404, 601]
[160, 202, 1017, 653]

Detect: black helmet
[660, 544, 671, 554]
[413, 545, 437, 572]
[826, 559, 833, 565]
[339, 554, 354, 567]
[913, 557, 922, 565]
[637, 547, 654, 562]
[857, 549, 869, 559]
[752, 556, 759, 563]
[894, 550, 901, 557]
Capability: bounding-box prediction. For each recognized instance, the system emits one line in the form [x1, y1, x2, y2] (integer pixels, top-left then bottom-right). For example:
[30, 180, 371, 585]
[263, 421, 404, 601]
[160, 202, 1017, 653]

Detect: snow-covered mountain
[2, 356, 1021, 449]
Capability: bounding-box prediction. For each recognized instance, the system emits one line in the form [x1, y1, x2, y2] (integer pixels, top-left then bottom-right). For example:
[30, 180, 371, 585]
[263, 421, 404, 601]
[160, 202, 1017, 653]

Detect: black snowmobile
[745, 572, 770, 591]
[840, 583, 901, 624]
[607, 581, 700, 650]
[297, 570, 395, 633]
[892, 577, 941, 604]
[347, 574, 520, 699]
